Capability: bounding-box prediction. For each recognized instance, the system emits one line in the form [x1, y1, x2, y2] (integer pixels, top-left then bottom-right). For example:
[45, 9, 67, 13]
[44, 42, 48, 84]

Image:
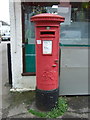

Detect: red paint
[31, 13, 65, 90]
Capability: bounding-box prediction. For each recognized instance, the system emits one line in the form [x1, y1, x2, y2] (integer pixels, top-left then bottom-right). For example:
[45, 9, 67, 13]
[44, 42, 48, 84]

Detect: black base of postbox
[36, 88, 59, 111]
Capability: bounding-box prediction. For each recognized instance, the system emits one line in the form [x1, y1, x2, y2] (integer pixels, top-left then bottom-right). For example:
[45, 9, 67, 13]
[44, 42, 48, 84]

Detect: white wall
[10, 2, 36, 91]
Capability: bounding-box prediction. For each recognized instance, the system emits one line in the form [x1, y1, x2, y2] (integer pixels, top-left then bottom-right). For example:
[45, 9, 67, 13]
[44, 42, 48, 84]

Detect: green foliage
[29, 109, 47, 118]
[82, 2, 90, 9]
[29, 97, 68, 118]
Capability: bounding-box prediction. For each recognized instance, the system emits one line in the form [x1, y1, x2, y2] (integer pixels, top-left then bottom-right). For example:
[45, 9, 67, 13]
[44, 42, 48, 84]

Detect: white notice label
[37, 40, 41, 44]
[43, 40, 52, 54]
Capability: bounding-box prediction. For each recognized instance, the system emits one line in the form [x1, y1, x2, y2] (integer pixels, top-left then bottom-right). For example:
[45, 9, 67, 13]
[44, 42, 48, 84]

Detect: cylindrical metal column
[31, 13, 65, 110]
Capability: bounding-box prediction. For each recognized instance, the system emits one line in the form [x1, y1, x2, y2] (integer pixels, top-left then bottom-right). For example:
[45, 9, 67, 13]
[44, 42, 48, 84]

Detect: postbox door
[36, 28, 60, 90]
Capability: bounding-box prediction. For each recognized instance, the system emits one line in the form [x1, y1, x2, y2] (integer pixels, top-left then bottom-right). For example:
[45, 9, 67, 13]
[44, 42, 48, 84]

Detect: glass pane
[24, 7, 35, 44]
[24, 5, 47, 44]
[24, 2, 90, 46]
[58, 2, 89, 45]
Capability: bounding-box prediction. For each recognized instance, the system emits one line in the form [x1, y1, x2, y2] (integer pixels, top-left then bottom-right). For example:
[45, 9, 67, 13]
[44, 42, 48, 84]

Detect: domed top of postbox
[31, 13, 65, 23]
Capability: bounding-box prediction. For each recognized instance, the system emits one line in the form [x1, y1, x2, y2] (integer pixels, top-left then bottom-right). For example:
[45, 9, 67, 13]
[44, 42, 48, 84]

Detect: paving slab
[1, 91, 89, 119]
[8, 104, 28, 117]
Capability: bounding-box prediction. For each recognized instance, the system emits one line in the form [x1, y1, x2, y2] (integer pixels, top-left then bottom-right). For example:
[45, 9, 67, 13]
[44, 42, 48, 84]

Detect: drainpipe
[14, 2, 17, 53]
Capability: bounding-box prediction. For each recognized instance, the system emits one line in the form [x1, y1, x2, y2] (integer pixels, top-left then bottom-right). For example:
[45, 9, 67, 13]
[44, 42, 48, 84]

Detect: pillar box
[31, 13, 65, 110]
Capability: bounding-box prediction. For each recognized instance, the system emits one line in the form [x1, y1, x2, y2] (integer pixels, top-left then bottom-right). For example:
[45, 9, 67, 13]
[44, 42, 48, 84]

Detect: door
[22, 4, 36, 75]
[35, 28, 59, 90]
[24, 17, 36, 74]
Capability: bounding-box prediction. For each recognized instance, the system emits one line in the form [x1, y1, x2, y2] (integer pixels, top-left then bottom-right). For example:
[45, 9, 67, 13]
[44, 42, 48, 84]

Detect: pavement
[0, 41, 90, 119]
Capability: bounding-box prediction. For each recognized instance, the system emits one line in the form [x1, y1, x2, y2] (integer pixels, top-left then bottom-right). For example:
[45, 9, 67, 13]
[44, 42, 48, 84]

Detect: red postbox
[31, 13, 64, 110]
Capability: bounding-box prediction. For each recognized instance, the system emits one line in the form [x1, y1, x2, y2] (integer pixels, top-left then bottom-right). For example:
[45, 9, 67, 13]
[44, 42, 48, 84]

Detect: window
[24, 2, 89, 46]
[59, 2, 89, 45]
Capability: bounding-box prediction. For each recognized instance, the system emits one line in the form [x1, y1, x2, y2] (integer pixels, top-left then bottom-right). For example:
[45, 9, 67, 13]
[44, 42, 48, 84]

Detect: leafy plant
[29, 97, 68, 118]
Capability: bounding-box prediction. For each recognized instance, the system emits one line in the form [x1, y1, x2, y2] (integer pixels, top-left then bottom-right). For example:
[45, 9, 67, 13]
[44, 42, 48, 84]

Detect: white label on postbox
[37, 40, 41, 44]
[43, 40, 52, 54]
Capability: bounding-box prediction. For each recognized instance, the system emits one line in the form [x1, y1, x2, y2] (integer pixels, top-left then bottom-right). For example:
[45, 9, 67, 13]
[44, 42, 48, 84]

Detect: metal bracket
[22, 43, 25, 48]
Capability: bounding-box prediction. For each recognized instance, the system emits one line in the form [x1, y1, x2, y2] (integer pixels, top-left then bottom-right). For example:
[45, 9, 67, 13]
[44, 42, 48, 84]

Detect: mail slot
[40, 30, 55, 38]
[40, 31, 55, 35]
[31, 13, 65, 111]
